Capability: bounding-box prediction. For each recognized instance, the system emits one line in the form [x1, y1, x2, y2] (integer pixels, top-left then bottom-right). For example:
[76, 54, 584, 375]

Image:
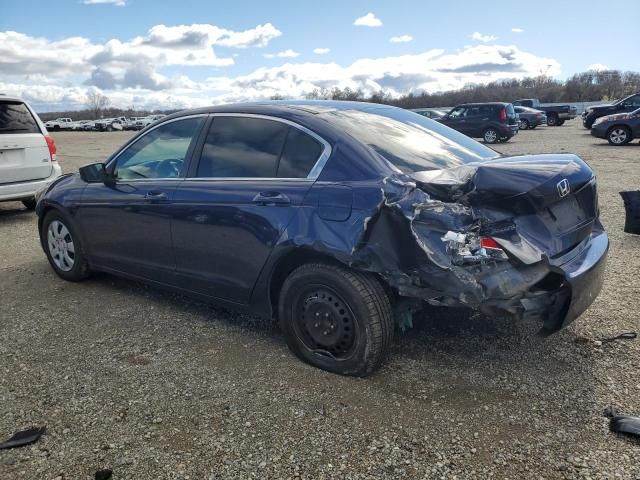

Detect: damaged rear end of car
[357, 154, 608, 334]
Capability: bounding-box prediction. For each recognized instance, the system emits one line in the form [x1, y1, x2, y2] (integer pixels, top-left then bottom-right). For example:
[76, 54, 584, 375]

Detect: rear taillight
[44, 135, 57, 162]
[480, 237, 501, 249]
[499, 108, 507, 122]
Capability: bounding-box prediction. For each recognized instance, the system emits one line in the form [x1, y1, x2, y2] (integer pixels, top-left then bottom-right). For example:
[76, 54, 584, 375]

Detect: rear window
[321, 107, 499, 173]
[0, 101, 40, 135]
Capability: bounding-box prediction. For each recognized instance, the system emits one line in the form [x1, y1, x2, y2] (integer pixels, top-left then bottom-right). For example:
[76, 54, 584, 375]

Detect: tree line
[303, 70, 640, 108]
[38, 69, 640, 120]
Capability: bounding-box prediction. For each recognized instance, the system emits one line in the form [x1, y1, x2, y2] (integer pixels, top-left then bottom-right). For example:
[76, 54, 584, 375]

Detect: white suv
[0, 96, 61, 210]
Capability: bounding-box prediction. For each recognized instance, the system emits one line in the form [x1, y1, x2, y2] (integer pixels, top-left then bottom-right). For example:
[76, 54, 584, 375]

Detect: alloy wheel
[47, 220, 75, 272]
[484, 129, 498, 143]
[609, 128, 628, 144]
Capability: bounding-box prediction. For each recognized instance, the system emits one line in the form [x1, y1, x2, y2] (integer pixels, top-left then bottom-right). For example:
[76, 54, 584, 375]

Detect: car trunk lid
[0, 133, 52, 184]
[412, 154, 598, 260]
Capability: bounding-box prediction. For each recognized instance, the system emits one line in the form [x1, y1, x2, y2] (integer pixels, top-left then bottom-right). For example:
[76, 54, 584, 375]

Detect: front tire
[278, 263, 394, 377]
[42, 211, 90, 281]
[483, 128, 499, 144]
[608, 126, 631, 145]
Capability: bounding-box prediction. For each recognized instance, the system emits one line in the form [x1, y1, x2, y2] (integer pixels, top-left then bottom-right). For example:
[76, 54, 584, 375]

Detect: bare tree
[86, 91, 111, 119]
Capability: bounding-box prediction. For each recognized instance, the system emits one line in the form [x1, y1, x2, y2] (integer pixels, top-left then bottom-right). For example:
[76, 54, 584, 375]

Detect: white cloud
[353, 13, 382, 27]
[389, 35, 413, 43]
[264, 49, 300, 59]
[470, 32, 497, 42]
[511, 27, 524, 33]
[588, 63, 610, 71]
[82, 0, 126, 5]
[0, 38, 561, 112]
[313, 47, 331, 55]
[0, 23, 282, 82]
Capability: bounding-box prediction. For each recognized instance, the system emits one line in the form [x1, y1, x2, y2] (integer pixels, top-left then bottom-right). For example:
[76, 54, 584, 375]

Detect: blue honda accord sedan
[36, 101, 609, 376]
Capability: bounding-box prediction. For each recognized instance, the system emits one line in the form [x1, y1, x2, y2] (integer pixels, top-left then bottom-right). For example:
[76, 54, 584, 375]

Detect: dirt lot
[1, 123, 639, 479]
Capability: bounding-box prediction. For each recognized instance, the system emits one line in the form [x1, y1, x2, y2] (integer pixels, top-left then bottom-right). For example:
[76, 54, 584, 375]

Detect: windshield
[320, 107, 499, 173]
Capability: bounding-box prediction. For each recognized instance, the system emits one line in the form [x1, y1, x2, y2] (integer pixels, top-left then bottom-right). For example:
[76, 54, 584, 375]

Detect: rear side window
[0, 102, 40, 134]
[277, 127, 323, 178]
[197, 117, 288, 178]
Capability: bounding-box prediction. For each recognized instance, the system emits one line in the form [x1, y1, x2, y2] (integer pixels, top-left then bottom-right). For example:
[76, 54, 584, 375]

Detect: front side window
[0, 101, 40, 134]
[628, 95, 640, 107]
[113, 117, 202, 179]
[196, 116, 324, 179]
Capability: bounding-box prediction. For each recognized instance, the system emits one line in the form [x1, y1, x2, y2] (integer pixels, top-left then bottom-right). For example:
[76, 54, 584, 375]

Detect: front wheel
[278, 263, 394, 377]
[42, 211, 90, 281]
[608, 126, 631, 145]
[483, 128, 499, 144]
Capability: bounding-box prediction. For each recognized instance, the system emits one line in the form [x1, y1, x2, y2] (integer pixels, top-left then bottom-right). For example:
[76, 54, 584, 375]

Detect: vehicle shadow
[0, 204, 33, 222]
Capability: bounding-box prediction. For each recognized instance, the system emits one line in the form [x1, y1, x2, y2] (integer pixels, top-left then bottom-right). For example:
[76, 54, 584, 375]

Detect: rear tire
[483, 128, 499, 144]
[607, 126, 631, 145]
[22, 198, 37, 210]
[278, 263, 394, 377]
[41, 211, 90, 282]
[547, 115, 558, 126]
[519, 119, 530, 130]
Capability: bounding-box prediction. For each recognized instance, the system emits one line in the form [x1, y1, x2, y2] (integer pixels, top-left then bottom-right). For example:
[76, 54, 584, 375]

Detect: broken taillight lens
[442, 232, 508, 265]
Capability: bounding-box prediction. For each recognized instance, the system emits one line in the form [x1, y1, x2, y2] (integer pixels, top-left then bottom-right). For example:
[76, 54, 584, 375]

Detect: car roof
[161, 100, 404, 123]
[456, 102, 509, 107]
[0, 94, 26, 103]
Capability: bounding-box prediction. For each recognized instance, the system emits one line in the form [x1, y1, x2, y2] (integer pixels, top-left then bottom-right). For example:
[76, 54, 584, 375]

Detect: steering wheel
[155, 159, 182, 178]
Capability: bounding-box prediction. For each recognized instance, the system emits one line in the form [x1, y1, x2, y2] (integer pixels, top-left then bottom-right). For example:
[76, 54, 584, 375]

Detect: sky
[1, 0, 639, 112]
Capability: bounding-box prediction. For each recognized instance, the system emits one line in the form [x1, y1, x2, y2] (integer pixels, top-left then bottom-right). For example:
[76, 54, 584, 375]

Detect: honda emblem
[557, 179, 570, 198]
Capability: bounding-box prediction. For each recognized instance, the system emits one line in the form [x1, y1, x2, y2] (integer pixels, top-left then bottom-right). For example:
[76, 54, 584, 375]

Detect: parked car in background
[35, 101, 608, 376]
[590, 107, 640, 145]
[413, 109, 447, 120]
[438, 102, 518, 143]
[513, 99, 577, 126]
[0, 95, 60, 209]
[514, 106, 547, 130]
[135, 114, 165, 130]
[44, 118, 74, 131]
[582, 93, 640, 129]
[71, 120, 95, 131]
[94, 117, 124, 132]
[124, 117, 145, 130]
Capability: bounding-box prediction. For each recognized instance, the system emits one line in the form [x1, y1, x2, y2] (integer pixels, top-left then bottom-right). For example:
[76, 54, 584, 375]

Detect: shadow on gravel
[0, 205, 33, 221]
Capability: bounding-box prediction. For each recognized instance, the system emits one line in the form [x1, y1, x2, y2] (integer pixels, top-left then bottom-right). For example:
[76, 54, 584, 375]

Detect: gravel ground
[1, 122, 639, 479]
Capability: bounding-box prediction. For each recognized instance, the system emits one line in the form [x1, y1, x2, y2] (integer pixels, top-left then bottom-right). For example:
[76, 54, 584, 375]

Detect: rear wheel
[22, 197, 37, 210]
[547, 115, 558, 126]
[483, 128, 499, 144]
[519, 119, 530, 130]
[608, 126, 631, 145]
[42, 211, 90, 281]
[278, 263, 394, 377]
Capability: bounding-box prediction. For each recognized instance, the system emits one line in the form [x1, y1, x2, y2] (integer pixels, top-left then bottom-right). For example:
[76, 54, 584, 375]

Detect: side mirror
[79, 163, 110, 183]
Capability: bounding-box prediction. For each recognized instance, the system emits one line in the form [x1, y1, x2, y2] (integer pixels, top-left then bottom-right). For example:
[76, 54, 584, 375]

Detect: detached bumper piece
[620, 191, 640, 234]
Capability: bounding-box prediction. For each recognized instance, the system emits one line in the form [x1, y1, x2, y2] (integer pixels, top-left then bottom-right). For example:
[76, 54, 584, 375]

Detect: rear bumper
[558, 112, 576, 120]
[0, 163, 62, 202]
[545, 227, 609, 331]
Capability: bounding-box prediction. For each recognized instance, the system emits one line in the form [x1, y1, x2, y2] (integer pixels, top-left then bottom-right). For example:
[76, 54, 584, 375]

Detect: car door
[76, 115, 205, 281]
[441, 106, 467, 133]
[171, 114, 330, 304]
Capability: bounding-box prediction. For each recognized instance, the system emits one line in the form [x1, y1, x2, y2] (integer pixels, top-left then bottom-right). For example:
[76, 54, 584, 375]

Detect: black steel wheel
[278, 263, 393, 377]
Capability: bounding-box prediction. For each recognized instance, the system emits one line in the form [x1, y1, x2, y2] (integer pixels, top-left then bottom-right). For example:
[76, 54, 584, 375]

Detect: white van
[0, 96, 61, 209]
